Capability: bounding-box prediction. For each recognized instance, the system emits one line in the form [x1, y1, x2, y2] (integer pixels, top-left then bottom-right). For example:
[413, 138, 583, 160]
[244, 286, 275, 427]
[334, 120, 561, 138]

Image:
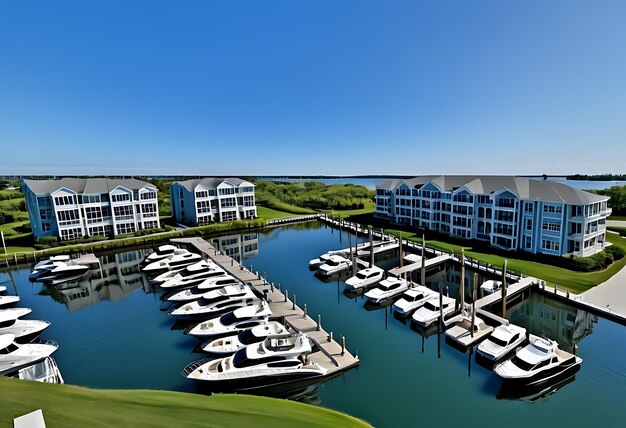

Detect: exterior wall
[23, 181, 159, 240]
[374, 180, 610, 258]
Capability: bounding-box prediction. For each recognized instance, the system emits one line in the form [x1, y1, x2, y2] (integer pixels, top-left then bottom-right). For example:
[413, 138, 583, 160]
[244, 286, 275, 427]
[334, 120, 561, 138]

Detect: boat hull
[498, 357, 582, 387]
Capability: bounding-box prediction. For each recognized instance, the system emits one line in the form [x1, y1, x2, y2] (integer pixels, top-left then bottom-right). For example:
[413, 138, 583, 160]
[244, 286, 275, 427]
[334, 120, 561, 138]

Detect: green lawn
[0, 220, 29, 236]
[325, 201, 376, 218]
[0, 377, 370, 427]
[383, 228, 626, 294]
[609, 215, 626, 221]
[257, 206, 299, 220]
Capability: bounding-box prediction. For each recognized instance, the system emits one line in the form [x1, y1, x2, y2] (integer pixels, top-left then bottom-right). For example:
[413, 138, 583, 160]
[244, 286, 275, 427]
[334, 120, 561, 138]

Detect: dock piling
[303, 303, 307, 318]
[501, 260, 508, 317]
[317, 314, 321, 331]
[328, 331, 333, 342]
[293, 294, 296, 310]
[341, 336, 346, 356]
[438, 282, 443, 330]
[285, 290, 288, 303]
[471, 273, 477, 338]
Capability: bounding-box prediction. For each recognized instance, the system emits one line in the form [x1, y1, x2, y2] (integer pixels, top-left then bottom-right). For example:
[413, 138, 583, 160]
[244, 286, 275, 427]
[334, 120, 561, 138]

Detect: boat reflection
[496, 366, 580, 403]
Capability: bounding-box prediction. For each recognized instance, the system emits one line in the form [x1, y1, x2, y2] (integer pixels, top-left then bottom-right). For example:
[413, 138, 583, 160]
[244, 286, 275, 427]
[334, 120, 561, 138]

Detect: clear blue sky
[1, 0, 625, 176]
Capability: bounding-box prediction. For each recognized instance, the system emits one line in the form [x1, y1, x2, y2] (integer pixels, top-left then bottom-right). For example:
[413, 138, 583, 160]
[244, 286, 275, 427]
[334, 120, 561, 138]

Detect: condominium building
[22, 178, 160, 240]
[169, 178, 257, 225]
[375, 176, 611, 257]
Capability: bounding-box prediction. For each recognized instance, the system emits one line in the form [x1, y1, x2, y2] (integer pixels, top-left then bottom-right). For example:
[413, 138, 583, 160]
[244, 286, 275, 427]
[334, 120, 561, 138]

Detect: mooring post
[328, 331, 333, 342]
[264, 272, 267, 281]
[303, 303, 307, 318]
[501, 259, 508, 317]
[293, 294, 296, 310]
[421, 234, 426, 287]
[271, 282, 275, 292]
[285, 289, 288, 303]
[341, 335, 346, 356]
[368, 225, 374, 268]
[231, 259, 233, 266]
[250, 264, 253, 273]
[460, 248, 466, 311]
[13, 254, 17, 265]
[317, 314, 321, 331]
[438, 282, 444, 330]
[471, 273, 477, 338]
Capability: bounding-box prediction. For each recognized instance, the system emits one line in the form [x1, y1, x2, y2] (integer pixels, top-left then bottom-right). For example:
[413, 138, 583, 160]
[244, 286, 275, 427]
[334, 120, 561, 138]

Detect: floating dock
[171, 237, 360, 377]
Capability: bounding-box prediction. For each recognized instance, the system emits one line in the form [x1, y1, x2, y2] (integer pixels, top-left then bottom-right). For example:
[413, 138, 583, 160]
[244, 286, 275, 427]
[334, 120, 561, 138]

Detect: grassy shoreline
[0, 377, 370, 427]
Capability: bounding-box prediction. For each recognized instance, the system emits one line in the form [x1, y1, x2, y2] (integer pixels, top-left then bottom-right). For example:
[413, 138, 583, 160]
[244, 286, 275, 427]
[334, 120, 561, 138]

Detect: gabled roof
[175, 177, 253, 192]
[376, 175, 608, 205]
[23, 178, 155, 195]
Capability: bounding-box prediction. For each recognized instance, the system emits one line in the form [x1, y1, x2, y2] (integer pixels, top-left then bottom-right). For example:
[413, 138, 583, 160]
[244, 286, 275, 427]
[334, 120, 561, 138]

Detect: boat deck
[171, 237, 360, 377]
[445, 322, 494, 347]
[388, 254, 454, 277]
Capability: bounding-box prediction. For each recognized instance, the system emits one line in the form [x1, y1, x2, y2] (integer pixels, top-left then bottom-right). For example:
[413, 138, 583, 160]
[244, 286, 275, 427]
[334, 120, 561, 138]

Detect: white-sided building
[375, 176, 611, 258]
[22, 178, 160, 240]
[169, 178, 257, 225]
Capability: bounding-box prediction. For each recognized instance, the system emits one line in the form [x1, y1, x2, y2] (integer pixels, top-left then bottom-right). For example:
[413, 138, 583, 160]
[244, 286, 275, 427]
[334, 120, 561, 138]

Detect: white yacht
[344, 266, 384, 291]
[411, 295, 456, 328]
[201, 321, 291, 355]
[142, 251, 202, 274]
[0, 285, 6, 294]
[143, 245, 181, 264]
[444, 315, 494, 347]
[152, 261, 219, 286]
[183, 333, 326, 389]
[309, 252, 337, 269]
[169, 285, 259, 319]
[165, 276, 240, 302]
[494, 335, 582, 385]
[392, 286, 437, 316]
[318, 255, 352, 276]
[29, 255, 71, 280]
[477, 324, 527, 362]
[0, 295, 20, 309]
[0, 334, 58, 375]
[480, 280, 503, 295]
[364, 277, 408, 304]
[185, 302, 272, 338]
[403, 253, 423, 265]
[35, 262, 89, 285]
[0, 308, 50, 344]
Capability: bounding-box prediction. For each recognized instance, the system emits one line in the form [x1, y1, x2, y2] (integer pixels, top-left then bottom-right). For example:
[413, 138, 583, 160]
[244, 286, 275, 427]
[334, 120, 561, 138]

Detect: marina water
[1, 222, 625, 427]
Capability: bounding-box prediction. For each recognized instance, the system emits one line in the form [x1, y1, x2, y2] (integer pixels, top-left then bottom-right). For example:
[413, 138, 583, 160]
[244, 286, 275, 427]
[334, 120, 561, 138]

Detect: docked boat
[0, 285, 6, 294]
[444, 315, 494, 348]
[152, 260, 219, 286]
[35, 262, 89, 285]
[0, 308, 50, 344]
[494, 335, 582, 386]
[143, 245, 181, 264]
[165, 275, 241, 302]
[168, 285, 259, 319]
[15, 357, 64, 384]
[318, 255, 352, 276]
[480, 280, 503, 295]
[403, 253, 423, 265]
[309, 252, 334, 270]
[201, 321, 292, 356]
[411, 295, 456, 328]
[477, 324, 527, 362]
[0, 334, 58, 375]
[142, 251, 202, 274]
[183, 333, 326, 390]
[0, 295, 20, 309]
[364, 277, 409, 304]
[185, 302, 272, 338]
[344, 266, 384, 291]
[29, 255, 71, 280]
[392, 286, 437, 316]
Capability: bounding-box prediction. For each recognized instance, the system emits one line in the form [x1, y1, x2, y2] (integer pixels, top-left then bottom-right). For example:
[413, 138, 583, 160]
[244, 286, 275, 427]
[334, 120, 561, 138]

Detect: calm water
[1, 223, 625, 427]
[259, 177, 626, 191]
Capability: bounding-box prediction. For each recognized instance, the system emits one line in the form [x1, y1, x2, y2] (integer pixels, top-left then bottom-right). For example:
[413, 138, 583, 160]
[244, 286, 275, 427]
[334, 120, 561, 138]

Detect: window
[114, 205, 133, 220]
[39, 209, 52, 220]
[195, 191, 208, 199]
[541, 239, 560, 252]
[196, 200, 211, 214]
[83, 195, 101, 204]
[221, 211, 238, 222]
[525, 236, 531, 248]
[111, 193, 130, 203]
[526, 219, 532, 230]
[141, 191, 157, 200]
[220, 198, 236, 208]
[37, 196, 52, 206]
[84, 206, 103, 223]
[143, 221, 158, 229]
[543, 204, 563, 214]
[54, 195, 77, 206]
[88, 226, 106, 236]
[218, 187, 235, 195]
[542, 222, 561, 232]
[60, 228, 82, 240]
[240, 186, 254, 193]
[141, 203, 157, 217]
[42, 223, 51, 232]
[116, 223, 135, 235]
[524, 202, 533, 213]
[57, 209, 80, 224]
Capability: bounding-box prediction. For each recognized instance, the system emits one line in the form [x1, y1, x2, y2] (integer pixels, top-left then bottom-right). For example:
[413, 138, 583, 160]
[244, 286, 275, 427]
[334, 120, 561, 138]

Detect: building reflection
[211, 233, 259, 263]
[49, 249, 151, 312]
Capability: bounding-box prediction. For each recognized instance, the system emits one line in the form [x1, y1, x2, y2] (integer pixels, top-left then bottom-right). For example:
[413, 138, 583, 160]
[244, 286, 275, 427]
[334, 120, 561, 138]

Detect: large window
[218, 187, 235, 196]
[141, 203, 157, 217]
[113, 205, 133, 220]
[196, 200, 211, 214]
[84, 206, 103, 223]
[141, 191, 157, 200]
[143, 221, 158, 229]
[195, 190, 208, 199]
[221, 211, 238, 222]
[543, 204, 563, 214]
[116, 223, 135, 235]
[54, 195, 77, 206]
[88, 226, 107, 236]
[220, 198, 236, 208]
[542, 222, 561, 232]
[57, 209, 80, 225]
[60, 228, 82, 240]
[111, 193, 130, 203]
[83, 195, 101, 204]
[541, 239, 560, 252]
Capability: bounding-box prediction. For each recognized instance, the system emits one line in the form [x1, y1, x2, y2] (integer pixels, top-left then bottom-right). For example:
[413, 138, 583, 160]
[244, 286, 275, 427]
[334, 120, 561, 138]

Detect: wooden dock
[388, 254, 454, 277]
[171, 237, 360, 377]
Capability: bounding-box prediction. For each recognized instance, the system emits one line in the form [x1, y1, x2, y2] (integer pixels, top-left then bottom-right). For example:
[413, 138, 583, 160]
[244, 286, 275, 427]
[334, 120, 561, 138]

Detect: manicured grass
[325, 201, 376, 218]
[257, 206, 299, 220]
[0, 377, 370, 427]
[0, 220, 29, 236]
[383, 228, 626, 294]
[609, 215, 626, 221]
[3, 246, 37, 254]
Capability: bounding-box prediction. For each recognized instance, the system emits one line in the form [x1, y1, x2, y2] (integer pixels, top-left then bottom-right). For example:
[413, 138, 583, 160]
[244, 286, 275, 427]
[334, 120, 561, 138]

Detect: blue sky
[1, 0, 625, 176]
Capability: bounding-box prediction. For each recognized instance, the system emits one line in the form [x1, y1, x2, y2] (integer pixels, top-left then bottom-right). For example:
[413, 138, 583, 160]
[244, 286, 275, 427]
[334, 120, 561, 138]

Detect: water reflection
[211, 233, 259, 263]
[496, 367, 580, 403]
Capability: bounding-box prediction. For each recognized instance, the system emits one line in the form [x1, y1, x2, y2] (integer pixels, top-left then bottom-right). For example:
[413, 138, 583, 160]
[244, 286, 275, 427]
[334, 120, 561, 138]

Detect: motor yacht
[183, 333, 326, 389]
[392, 286, 437, 316]
[142, 251, 202, 274]
[165, 276, 240, 302]
[143, 245, 181, 264]
[169, 285, 259, 319]
[477, 324, 527, 362]
[318, 255, 352, 276]
[494, 335, 582, 386]
[201, 321, 291, 356]
[364, 277, 409, 304]
[152, 260, 218, 286]
[0, 285, 6, 294]
[344, 266, 384, 291]
[309, 252, 333, 270]
[0, 295, 20, 309]
[0, 308, 50, 343]
[0, 334, 58, 375]
[35, 262, 89, 285]
[184, 302, 272, 338]
[403, 253, 423, 265]
[480, 280, 503, 295]
[444, 315, 494, 348]
[411, 295, 456, 328]
[29, 255, 70, 280]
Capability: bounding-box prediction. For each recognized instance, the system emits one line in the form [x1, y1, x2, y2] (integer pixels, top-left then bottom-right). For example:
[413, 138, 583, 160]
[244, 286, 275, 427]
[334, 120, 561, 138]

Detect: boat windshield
[511, 355, 535, 372]
[356, 272, 367, 280]
[487, 335, 508, 347]
[220, 312, 239, 326]
[232, 353, 284, 369]
[326, 260, 339, 267]
[424, 301, 438, 311]
[0, 343, 19, 355]
[238, 329, 260, 345]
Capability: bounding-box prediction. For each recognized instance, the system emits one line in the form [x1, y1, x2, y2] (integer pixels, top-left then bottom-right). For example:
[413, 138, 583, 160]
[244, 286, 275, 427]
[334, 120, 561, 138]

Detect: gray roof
[23, 178, 156, 195]
[377, 175, 608, 205]
[174, 177, 253, 192]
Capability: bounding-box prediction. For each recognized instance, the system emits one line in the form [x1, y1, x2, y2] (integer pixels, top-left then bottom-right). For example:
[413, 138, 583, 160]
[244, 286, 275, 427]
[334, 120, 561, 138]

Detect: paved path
[608, 220, 626, 228]
[581, 262, 626, 316]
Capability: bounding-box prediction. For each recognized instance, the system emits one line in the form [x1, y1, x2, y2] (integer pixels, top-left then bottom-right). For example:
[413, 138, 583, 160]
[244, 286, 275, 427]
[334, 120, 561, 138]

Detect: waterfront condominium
[169, 177, 257, 225]
[22, 178, 160, 240]
[375, 176, 611, 258]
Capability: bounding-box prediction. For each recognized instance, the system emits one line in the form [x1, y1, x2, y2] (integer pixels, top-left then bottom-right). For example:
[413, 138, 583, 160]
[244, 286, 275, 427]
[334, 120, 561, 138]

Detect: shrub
[606, 245, 625, 260]
[36, 236, 58, 244]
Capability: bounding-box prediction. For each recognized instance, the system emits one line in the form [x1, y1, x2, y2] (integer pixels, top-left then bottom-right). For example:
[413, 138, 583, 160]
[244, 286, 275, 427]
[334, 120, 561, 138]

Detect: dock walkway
[171, 237, 360, 376]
